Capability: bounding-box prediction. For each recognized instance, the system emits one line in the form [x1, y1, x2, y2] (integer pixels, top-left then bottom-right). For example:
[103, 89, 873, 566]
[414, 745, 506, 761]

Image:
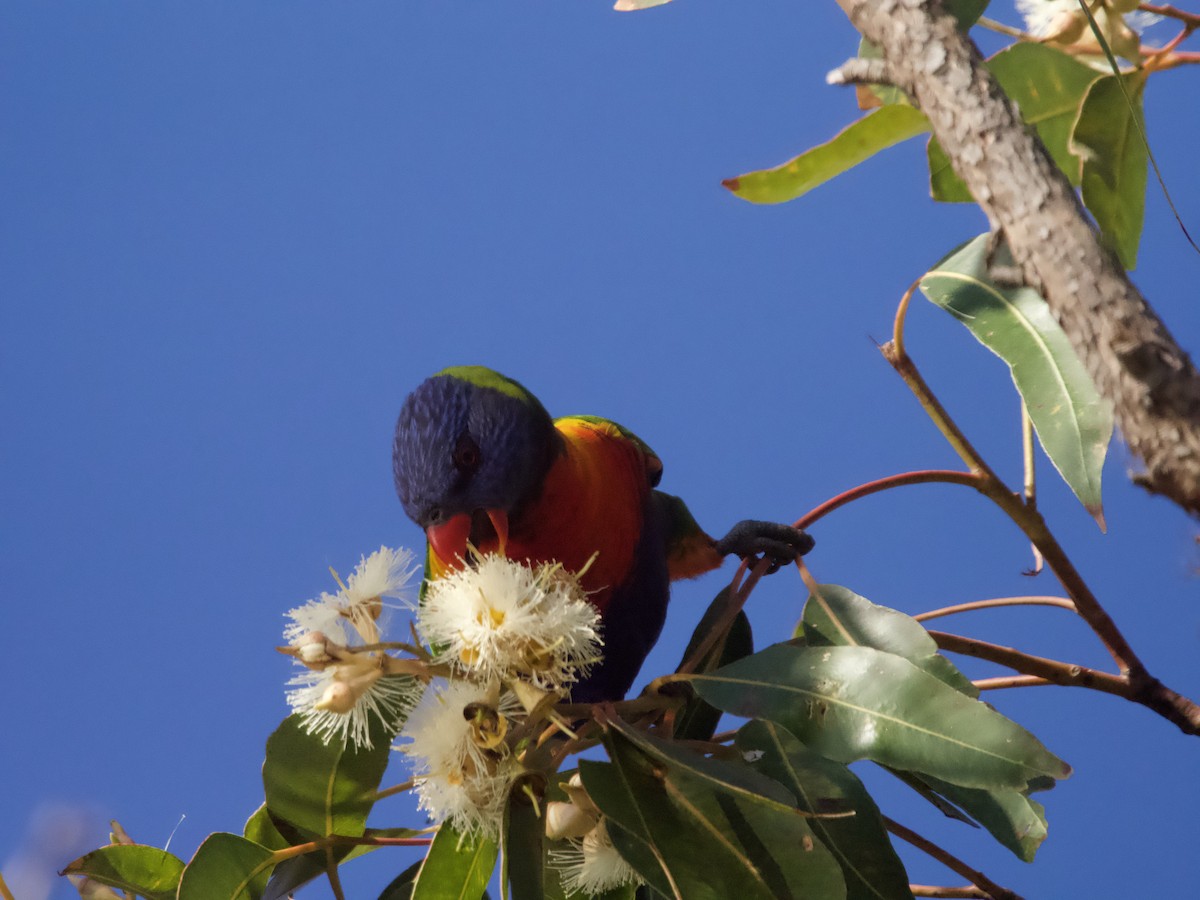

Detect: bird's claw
[715, 520, 814, 574]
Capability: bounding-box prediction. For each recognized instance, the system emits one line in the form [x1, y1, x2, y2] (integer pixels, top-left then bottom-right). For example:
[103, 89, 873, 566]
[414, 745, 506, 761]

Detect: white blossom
[398, 679, 525, 838]
[418, 554, 602, 690]
[551, 819, 642, 896]
[283, 546, 421, 749]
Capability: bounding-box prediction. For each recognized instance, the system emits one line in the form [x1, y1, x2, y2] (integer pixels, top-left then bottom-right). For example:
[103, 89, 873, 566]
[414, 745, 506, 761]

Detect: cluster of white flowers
[283, 546, 421, 749]
[399, 679, 525, 837]
[417, 553, 603, 690]
[282, 547, 625, 893]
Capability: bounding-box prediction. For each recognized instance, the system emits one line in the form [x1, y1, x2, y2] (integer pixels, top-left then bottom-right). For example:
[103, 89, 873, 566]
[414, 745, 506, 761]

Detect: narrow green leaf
[737, 721, 913, 900]
[920, 235, 1114, 524]
[263, 712, 396, 839]
[800, 583, 977, 696]
[500, 786, 543, 900]
[724, 106, 929, 205]
[1072, 71, 1149, 269]
[61, 845, 184, 900]
[891, 770, 1048, 862]
[585, 723, 846, 900]
[411, 824, 497, 900]
[177, 833, 275, 900]
[693, 643, 1071, 791]
[929, 43, 1102, 201]
[674, 588, 754, 741]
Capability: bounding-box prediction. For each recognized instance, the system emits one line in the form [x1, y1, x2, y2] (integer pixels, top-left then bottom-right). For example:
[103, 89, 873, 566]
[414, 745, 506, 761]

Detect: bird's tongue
[427, 509, 509, 563]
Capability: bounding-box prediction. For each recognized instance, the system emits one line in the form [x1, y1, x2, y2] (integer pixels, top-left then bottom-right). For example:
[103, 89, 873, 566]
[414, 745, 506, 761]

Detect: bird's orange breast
[504, 418, 650, 610]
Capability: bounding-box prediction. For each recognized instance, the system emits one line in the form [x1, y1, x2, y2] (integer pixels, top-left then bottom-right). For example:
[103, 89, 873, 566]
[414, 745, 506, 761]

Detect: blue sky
[3, 2, 1199, 898]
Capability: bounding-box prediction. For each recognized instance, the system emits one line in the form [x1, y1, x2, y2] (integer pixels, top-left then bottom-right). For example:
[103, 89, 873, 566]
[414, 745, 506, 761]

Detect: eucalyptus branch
[883, 288, 1200, 733]
[928, 630, 1130, 697]
[883, 816, 1024, 900]
[0, 872, 15, 900]
[884, 298, 1138, 672]
[931, 630, 1200, 732]
[913, 596, 1077, 621]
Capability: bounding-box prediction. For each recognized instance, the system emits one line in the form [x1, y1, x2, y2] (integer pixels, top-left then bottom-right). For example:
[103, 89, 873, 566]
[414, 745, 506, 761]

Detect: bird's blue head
[392, 366, 560, 562]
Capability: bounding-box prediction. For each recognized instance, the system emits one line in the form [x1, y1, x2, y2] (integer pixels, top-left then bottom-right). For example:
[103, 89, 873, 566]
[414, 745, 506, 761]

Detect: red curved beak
[426, 509, 509, 565]
[426, 513, 472, 565]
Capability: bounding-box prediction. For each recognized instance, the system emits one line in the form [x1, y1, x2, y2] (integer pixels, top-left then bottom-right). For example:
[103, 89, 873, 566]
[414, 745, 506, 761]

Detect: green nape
[436, 365, 543, 406]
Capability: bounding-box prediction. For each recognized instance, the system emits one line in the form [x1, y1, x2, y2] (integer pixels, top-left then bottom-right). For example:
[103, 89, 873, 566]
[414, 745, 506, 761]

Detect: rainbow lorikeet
[392, 366, 813, 702]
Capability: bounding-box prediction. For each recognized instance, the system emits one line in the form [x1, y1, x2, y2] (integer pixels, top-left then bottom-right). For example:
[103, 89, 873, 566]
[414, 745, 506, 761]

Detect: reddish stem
[794, 470, 984, 530]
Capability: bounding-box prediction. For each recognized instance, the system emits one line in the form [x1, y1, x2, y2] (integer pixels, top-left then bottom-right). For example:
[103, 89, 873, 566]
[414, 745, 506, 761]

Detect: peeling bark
[835, 0, 1200, 516]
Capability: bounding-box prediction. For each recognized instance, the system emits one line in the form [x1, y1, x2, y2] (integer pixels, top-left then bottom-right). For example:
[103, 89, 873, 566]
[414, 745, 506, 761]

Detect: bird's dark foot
[715, 520, 814, 574]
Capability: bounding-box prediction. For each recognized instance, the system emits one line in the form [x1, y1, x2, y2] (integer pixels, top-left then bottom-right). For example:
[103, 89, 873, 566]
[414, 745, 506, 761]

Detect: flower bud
[564, 773, 601, 818]
[315, 680, 357, 714]
[545, 800, 598, 841]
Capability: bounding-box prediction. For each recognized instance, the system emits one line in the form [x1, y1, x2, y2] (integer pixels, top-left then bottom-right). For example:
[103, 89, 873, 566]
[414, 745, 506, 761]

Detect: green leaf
[1072, 71, 1149, 269]
[263, 712, 397, 839]
[929, 43, 1102, 201]
[61, 845, 184, 900]
[500, 785, 543, 900]
[920, 234, 1114, 524]
[736, 721, 913, 900]
[891, 770, 1048, 862]
[243, 804, 289, 852]
[583, 721, 847, 900]
[724, 105, 929, 205]
[674, 588, 754, 741]
[693, 643, 1071, 791]
[800, 583, 977, 697]
[177, 834, 275, 900]
[411, 824, 497, 900]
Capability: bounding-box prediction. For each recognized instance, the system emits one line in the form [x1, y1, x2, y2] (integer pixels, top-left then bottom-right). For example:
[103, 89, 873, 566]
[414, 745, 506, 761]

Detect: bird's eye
[453, 435, 481, 473]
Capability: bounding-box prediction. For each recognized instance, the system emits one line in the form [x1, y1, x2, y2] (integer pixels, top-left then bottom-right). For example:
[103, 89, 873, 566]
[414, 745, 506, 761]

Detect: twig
[675, 557, 771, 676]
[928, 631, 1129, 697]
[325, 848, 346, 900]
[975, 16, 1032, 40]
[973, 675, 1054, 691]
[911, 887, 997, 899]
[913, 596, 1077, 621]
[931, 630, 1200, 732]
[0, 872, 15, 900]
[884, 816, 1024, 900]
[372, 779, 415, 801]
[883, 306, 1141, 674]
[795, 469, 984, 531]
